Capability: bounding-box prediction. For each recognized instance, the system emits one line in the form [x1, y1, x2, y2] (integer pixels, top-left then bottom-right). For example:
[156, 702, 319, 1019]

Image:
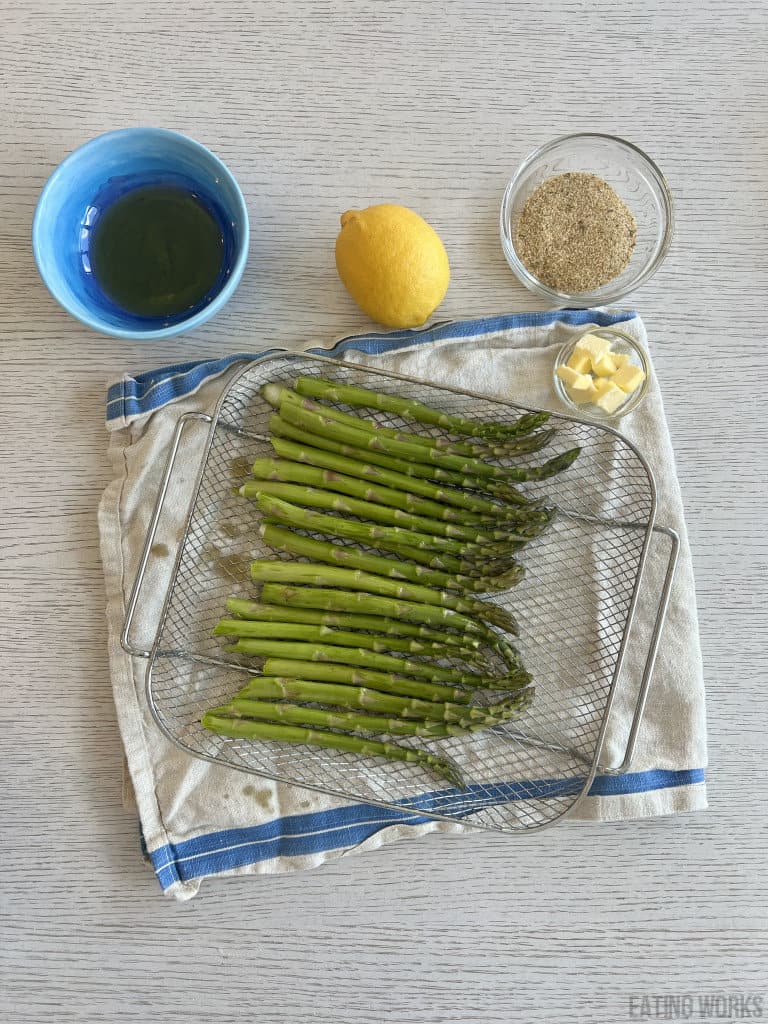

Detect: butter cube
[566, 349, 592, 374]
[595, 382, 627, 414]
[566, 383, 598, 405]
[574, 333, 611, 363]
[592, 377, 613, 396]
[556, 365, 593, 391]
[612, 352, 631, 367]
[592, 353, 618, 377]
[611, 363, 646, 394]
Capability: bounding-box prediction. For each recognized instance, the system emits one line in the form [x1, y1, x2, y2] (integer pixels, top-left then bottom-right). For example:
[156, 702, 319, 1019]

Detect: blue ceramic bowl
[32, 128, 249, 340]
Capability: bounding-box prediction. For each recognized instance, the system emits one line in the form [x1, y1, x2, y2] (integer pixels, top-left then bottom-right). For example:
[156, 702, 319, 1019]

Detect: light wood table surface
[2, 2, 767, 1021]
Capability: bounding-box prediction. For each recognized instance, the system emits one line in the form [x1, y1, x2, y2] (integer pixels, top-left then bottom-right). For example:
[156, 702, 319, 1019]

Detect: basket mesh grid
[146, 354, 655, 832]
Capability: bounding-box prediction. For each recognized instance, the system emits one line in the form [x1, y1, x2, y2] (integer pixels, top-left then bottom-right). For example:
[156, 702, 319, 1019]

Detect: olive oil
[90, 185, 225, 319]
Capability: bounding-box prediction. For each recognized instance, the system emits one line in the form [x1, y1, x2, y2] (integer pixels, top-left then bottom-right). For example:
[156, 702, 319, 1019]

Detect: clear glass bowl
[500, 133, 674, 307]
[553, 326, 651, 421]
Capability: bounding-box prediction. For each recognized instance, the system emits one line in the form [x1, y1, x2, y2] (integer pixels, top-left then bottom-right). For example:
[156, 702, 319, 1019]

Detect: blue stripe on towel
[149, 767, 705, 890]
[106, 309, 637, 422]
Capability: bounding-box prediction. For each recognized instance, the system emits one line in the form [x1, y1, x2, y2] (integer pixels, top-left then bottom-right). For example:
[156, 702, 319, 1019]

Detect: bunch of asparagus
[202, 376, 581, 789]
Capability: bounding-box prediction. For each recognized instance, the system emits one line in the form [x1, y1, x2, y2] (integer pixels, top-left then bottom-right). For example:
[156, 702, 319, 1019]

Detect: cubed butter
[591, 376, 613, 396]
[611, 363, 646, 394]
[595, 382, 627, 414]
[566, 349, 592, 374]
[574, 333, 611, 363]
[556, 365, 593, 391]
[566, 384, 597, 405]
[559, 335, 644, 415]
[592, 353, 618, 377]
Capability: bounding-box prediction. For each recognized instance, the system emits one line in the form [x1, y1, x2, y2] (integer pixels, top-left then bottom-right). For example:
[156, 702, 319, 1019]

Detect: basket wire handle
[600, 525, 680, 774]
[121, 412, 213, 659]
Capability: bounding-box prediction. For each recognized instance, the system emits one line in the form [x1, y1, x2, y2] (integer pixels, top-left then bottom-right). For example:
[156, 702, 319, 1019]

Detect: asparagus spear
[225, 598, 485, 650]
[214, 617, 485, 661]
[243, 472, 522, 542]
[294, 376, 551, 439]
[215, 699, 473, 738]
[256, 497, 528, 581]
[201, 713, 466, 790]
[251, 560, 518, 631]
[229, 637, 500, 688]
[268, 414, 535, 507]
[236, 675, 498, 721]
[277, 400, 509, 479]
[255, 491, 484, 558]
[260, 582, 507, 639]
[243, 473, 557, 540]
[331, 440, 573, 487]
[213, 687, 533, 739]
[260, 658, 473, 701]
[279, 401, 581, 485]
[263, 383, 556, 460]
[270, 437, 514, 519]
[227, 596, 520, 666]
[260, 518, 516, 578]
[345, 537, 522, 579]
[258, 520, 523, 594]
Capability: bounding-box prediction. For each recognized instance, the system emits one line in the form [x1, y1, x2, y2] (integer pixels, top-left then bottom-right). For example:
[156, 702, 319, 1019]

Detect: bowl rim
[31, 126, 250, 341]
[552, 324, 651, 421]
[500, 132, 674, 307]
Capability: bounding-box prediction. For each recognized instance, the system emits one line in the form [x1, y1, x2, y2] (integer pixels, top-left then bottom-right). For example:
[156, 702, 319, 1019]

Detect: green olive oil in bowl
[89, 185, 225, 319]
[33, 128, 249, 339]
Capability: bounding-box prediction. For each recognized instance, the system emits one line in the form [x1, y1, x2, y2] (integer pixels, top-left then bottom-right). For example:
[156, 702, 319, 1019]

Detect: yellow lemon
[335, 204, 450, 329]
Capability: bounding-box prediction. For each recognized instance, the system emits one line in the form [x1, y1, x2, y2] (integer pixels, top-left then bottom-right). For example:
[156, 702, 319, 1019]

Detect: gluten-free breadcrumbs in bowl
[515, 172, 637, 293]
[500, 133, 674, 307]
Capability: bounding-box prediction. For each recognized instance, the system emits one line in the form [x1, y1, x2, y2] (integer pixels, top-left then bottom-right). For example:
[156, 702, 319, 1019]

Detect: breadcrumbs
[515, 172, 637, 293]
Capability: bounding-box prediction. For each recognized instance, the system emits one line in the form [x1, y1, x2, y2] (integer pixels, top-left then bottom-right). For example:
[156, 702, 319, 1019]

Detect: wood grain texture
[1, 0, 767, 1021]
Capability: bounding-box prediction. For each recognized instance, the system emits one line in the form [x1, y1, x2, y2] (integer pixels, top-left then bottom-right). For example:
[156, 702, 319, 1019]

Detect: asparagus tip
[439, 755, 468, 791]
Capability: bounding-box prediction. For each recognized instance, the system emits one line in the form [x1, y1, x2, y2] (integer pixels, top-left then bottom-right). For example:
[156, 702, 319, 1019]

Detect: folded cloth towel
[99, 309, 707, 899]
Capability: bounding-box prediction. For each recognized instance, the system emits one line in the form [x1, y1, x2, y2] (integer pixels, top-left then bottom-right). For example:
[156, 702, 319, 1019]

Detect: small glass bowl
[500, 133, 674, 307]
[553, 326, 650, 421]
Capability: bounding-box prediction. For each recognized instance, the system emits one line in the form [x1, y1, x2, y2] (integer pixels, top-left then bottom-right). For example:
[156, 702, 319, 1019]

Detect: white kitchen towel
[99, 310, 707, 899]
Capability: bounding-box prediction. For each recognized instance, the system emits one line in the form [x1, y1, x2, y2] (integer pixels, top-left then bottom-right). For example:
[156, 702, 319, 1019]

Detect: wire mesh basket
[122, 353, 678, 833]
